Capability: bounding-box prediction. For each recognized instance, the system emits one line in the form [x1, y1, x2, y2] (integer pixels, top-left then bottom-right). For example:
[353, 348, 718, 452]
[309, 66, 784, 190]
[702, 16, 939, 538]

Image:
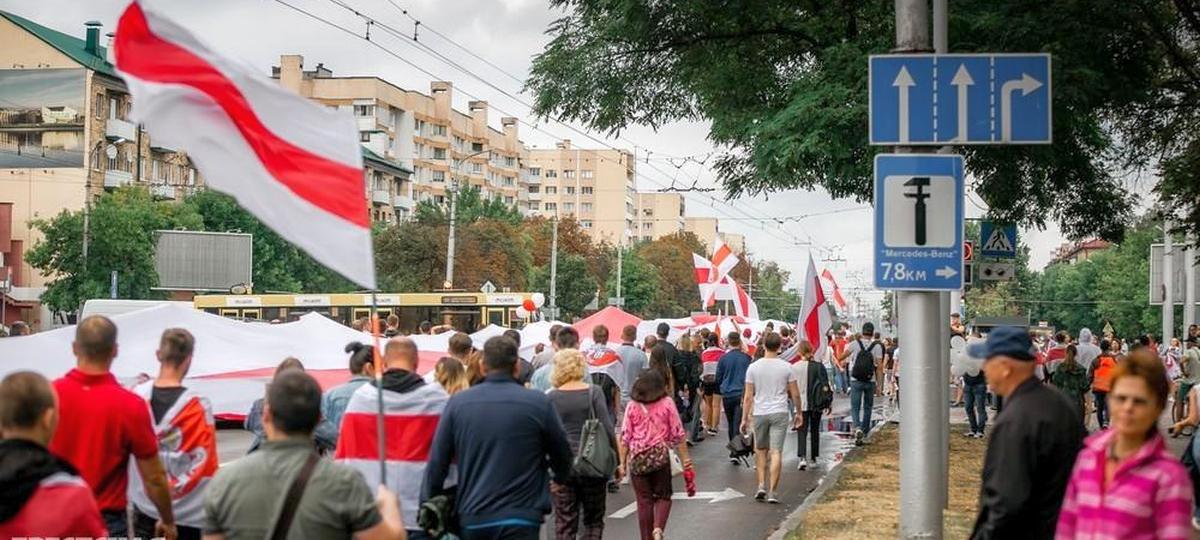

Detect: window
[93, 93, 105, 119]
[581, 187, 594, 195]
[434, 195, 445, 205]
[528, 185, 540, 194]
[563, 170, 575, 179]
[530, 167, 541, 176]
[565, 187, 575, 195]
[471, 162, 483, 174]
[582, 170, 594, 179]
[472, 142, 484, 152]
[431, 170, 445, 182]
[642, 208, 653, 216]
[432, 124, 447, 136]
[504, 196, 514, 204]
[433, 147, 446, 160]
[643, 235, 652, 242]
[354, 105, 375, 117]
[581, 203, 592, 213]
[504, 156, 516, 167]
[109, 97, 119, 120]
[415, 119, 425, 131]
[360, 132, 371, 142]
[503, 176, 514, 186]
[643, 222, 652, 230]
[564, 202, 575, 212]
[545, 186, 557, 195]
[581, 220, 592, 229]
[544, 202, 557, 212]
[546, 169, 558, 178]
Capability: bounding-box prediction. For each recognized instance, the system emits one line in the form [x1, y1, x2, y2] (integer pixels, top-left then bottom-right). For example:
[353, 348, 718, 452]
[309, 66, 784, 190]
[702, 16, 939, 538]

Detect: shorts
[702, 381, 720, 396]
[1178, 381, 1196, 402]
[752, 412, 790, 451]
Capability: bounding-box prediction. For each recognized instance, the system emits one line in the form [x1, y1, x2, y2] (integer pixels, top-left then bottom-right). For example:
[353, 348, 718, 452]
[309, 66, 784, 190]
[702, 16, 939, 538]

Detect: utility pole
[549, 217, 559, 319]
[1185, 232, 1196, 334]
[933, 0, 951, 514]
[445, 148, 489, 288]
[615, 243, 623, 305]
[1164, 219, 1175, 346]
[894, 0, 943, 538]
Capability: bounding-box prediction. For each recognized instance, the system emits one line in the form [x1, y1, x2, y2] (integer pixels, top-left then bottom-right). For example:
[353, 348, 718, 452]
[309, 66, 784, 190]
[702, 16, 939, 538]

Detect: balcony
[104, 169, 132, 188]
[106, 118, 136, 141]
[150, 184, 175, 200]
[371, 189, 390, 206]
[356, 117, 380, 132]
[392, 195, 414, 210]
[527, 190, 543, 201]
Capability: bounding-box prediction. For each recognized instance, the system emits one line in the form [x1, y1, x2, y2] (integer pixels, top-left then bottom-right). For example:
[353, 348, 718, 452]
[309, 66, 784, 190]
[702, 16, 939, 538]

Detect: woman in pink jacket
[1057, 349, 1194, 539]
[618, 370, 695, 540]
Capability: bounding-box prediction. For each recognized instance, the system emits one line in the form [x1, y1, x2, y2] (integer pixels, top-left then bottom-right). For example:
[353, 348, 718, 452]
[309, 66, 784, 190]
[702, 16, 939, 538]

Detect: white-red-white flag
[711, 238, 740, 279]
[799, 255, 832, 361]
[820, 269, 848, 311]
[114, 1, 375, 288]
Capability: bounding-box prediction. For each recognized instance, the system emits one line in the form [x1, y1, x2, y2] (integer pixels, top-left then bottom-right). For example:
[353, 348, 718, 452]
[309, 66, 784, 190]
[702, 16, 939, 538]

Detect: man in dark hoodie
[336, 336, 449, 539]
[0, 371, 106, 538]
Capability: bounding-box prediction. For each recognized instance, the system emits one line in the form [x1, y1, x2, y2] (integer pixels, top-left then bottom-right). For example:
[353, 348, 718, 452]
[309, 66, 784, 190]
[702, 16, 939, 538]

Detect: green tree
[636, 232, 707, 318]
[531, 254, 598, 319]
[526, 0, 1186, 241]
[26, 186, 203, 313]
[374, 221, 446, 292]
[455, 219, 533, 291]
[604, 248, 659, 316]
[413, 185, 523, 227]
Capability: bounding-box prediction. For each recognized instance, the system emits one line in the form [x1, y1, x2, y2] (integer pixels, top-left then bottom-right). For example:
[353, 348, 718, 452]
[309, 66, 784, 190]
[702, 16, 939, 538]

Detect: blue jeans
[963, 382, 988, 433]
[103, 510, 128, 537]
[833, 366, 848, 393]
[849, 380, 875, 432]
[722, 394, 743, 442]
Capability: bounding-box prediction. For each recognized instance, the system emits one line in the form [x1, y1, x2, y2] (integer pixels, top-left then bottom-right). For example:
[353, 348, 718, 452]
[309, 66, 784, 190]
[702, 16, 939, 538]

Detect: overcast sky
[3, 0, 1089, 307]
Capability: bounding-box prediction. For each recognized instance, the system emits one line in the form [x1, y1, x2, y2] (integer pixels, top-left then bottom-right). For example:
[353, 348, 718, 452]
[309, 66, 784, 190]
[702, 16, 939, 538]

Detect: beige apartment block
[0, 11, 201, 300]
[273, 56, 526, 220]
[526, 140, 636, 244]
[684, 217, 746, 255]
[633, 192, 686, 243]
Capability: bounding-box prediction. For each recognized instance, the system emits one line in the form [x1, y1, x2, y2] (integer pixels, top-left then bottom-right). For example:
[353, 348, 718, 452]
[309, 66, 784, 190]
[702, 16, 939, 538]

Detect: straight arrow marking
[951, 65, 974, 142]
[999, 73, 1043, 142]
[607, 488, 745, 519]
[893, 66, 915, 143]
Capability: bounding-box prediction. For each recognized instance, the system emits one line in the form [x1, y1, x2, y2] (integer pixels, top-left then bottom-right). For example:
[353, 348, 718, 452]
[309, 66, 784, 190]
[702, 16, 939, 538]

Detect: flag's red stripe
[115, 4, 368, 227]
[334, 413, 440, 461]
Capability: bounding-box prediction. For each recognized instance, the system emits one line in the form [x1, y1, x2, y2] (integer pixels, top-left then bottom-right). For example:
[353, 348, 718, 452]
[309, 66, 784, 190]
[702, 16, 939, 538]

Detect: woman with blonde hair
[547, 349, 617, 539]
[434, 356, 470, 395]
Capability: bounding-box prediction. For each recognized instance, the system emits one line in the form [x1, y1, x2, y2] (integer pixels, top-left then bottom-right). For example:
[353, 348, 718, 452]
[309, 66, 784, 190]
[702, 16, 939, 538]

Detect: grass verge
[788, 424, 985, 539]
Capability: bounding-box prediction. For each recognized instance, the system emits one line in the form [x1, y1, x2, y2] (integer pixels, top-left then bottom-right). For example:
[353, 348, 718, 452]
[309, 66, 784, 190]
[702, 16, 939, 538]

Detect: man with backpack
[837, 322, 884, 446]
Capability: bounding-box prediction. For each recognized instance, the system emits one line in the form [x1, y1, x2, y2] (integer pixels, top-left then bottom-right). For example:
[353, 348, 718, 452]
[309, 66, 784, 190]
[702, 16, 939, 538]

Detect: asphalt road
[216, 394, 884, 539]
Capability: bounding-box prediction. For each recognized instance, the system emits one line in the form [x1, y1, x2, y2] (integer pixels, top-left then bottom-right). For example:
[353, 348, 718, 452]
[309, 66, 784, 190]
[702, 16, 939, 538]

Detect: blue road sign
[869, 54, 1051, 145]
[980, 221, 1018, 258]
[874, 154, 965, 291]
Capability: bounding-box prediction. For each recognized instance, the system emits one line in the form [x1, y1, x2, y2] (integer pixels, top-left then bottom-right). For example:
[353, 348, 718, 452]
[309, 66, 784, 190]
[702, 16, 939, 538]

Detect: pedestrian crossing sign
[979, 221, 1017, 258]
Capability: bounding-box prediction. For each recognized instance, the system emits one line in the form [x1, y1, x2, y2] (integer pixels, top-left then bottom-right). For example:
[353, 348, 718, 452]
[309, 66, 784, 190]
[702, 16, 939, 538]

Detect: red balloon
[522, 299, 536, 311]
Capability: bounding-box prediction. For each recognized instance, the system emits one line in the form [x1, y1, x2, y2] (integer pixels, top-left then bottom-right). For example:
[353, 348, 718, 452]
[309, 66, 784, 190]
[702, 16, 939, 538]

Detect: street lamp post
[445, 148, 489, 289]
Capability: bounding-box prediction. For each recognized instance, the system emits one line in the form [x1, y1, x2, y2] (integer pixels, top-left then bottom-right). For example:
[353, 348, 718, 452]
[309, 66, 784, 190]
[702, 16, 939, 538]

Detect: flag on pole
[711, 238, 740, 279]
[731, 281, 759, 320]
[821, 269, 849, 311]
[799, 255, 832, 362]
[114, 1, 376, 288]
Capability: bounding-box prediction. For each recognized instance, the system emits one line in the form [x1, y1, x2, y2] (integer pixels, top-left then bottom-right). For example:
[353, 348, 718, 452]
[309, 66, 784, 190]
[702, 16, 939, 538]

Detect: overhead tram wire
[274, 0, 815, 249]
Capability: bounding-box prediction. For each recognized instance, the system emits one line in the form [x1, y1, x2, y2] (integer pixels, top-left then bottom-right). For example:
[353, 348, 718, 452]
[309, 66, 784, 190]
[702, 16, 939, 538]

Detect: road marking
[608, 488, 745, 519]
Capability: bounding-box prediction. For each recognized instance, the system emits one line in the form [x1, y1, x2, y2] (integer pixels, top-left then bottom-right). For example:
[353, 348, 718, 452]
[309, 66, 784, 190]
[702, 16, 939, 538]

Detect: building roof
[1, 10, 118, 77]
[361, 146, 413, 176]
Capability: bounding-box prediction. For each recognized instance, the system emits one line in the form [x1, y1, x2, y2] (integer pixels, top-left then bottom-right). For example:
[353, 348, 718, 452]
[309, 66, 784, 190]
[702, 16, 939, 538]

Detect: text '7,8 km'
[880, 262, 927, 282]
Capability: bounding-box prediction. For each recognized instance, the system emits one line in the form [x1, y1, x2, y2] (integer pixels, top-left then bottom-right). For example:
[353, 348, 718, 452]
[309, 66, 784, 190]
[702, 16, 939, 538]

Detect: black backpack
[850, 339, 881, 382]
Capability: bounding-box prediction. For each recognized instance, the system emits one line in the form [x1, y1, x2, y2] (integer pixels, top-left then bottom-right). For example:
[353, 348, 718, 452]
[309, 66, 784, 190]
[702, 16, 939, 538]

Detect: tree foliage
[604, 248, 658, 315]
[413, 185, 524, 227]
[531, 253, 597, 319]
[526, 0, 1200, 242]
[635, 231, 706, 317]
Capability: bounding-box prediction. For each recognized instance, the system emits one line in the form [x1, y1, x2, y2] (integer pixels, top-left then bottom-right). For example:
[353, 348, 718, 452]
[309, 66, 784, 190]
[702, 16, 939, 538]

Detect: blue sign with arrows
[874, 154, 965, 291]
[869, 53, 1051, 145]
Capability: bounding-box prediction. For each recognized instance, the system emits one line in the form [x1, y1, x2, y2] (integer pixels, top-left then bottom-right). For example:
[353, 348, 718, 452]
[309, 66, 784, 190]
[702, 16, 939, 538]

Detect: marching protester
[741, 332, 803, 503]
[422, 336, 573, 540]
[0, 371, 106, 538]
[584, 325, 624, 423]
[533, 326, 580, 392]
[245, 357, 337, 454]
[619, 370, 694, 540]
[1050, 345, 1090, 423]
[699, 332, 724, 436]
[504, 329, 535, 385]
[1076, 329, 1101, 371]
[829, 329, 849, 395]
[548, 349, 618, 539]
[532, 325, 564, 371]
[792, 340, 832, 470]
[837, 322, 884, 445]
[643, 335, 657, 352]
[1057, 349, 1193, 538]
[323, 342, 377, 437]
[673, 332, 704, 444]
[962, 347, 989, 439]
[618, 324, 649, 409]
[49, 316, 177, 538]
[204, 369, 406, 539]
[385, 314, 401, 338]
[129, 328, 218, 540]
[716, 332, 752, 455]
[336, 337, 450, 540]
[434, 356, 471, 396]
[1089, 340, 1120, 430]
[969, 327, 1083, 539]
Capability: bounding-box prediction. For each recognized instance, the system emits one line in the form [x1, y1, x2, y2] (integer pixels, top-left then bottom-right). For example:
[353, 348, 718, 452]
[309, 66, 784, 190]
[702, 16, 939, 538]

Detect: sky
[1, 0, 1081, 309]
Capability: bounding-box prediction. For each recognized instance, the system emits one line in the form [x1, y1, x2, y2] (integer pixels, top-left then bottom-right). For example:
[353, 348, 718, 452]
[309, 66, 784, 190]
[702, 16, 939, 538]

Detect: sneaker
[607, 481, 619, 493]
[767, 493, 780, 504]
[963, 431, 975, 438]
[730, 457, 740, 465]
[854, 429, 865, 446]
[755, 488, 767, 501]
[973, 432, 985, 439]
[708, 429, 719, 436]
[797, 458, 808, 471]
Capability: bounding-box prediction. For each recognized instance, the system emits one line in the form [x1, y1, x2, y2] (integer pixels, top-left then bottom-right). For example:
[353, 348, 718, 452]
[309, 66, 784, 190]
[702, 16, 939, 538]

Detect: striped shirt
[1056, 429, 1193, 540]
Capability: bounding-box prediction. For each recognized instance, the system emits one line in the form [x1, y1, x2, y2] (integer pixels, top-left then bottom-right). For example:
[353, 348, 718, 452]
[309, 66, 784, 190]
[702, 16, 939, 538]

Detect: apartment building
[633, 192, 686, 243]
[0, 11, 202, 298]
[526, 140, 636, 244]
[272, 56, 526, 221]
[685, 217, 747, 254]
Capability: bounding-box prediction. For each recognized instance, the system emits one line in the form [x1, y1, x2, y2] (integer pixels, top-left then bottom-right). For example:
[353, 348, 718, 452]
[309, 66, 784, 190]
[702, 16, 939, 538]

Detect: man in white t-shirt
[740, 332, 802, 504]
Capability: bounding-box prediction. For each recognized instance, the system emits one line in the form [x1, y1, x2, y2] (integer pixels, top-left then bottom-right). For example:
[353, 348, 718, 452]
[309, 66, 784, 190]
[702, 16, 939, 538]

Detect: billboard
[0, 68, 86, 167]
[154, 231, 253, 292]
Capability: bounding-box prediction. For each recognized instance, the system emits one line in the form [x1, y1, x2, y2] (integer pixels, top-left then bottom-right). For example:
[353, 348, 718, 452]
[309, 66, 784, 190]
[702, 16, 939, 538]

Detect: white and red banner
[114, 1, 375, 288]
[127, 385, 217, 528]
[799, 255, 833, 362]
[821, 269, 848, 311]
[711, 238, 740, 280]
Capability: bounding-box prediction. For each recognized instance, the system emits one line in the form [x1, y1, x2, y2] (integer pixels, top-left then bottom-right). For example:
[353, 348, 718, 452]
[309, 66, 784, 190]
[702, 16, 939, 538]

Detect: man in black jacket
[968, 327, 1084, 540]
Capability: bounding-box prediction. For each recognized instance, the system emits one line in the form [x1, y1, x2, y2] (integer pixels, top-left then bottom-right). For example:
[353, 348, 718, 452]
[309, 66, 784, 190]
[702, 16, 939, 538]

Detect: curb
[766, 408, 898, 540]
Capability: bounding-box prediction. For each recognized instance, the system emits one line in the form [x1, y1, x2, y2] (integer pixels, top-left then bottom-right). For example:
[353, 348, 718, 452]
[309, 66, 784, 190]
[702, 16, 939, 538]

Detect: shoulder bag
[626, 402, 671, 476]
[268, 452, 320, 540]
[573, 386, 619, 479]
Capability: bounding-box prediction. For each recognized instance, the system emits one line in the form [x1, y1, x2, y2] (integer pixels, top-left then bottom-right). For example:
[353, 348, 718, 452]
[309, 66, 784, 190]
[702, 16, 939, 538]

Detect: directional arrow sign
[1000, 74, 1043, 142]
[950, 64, 974, 143]
[893, 66, 915, 144]
[935, 266, 958, 279]
[608, 488, 745, 519]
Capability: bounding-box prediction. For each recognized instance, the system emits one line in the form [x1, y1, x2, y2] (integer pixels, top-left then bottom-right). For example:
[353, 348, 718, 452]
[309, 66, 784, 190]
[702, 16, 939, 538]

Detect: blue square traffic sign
[869, 53, 1051, 145]
[979, 221, 1018, 258]
[874, 154, 965, 291]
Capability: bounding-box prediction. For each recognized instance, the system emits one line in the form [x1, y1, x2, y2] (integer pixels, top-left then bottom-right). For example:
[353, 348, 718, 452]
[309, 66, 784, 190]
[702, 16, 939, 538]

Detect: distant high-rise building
[526, 139, 636, 244]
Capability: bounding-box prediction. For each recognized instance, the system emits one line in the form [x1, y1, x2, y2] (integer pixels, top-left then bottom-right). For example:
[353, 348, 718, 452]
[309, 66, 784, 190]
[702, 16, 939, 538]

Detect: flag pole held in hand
[371, 292, 386, 483]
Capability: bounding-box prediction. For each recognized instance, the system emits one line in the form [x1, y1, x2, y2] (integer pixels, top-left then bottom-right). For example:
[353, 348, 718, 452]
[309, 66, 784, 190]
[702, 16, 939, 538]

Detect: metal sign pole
[933, 0, 952, 514]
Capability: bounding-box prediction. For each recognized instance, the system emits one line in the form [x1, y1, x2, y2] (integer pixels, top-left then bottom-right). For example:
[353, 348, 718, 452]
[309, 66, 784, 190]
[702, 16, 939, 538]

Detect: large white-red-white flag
[692, 253, 758, 318]
[820, 268, 848, 311]
[711, 238, 739, 280]
[799, 255, 832, 361]
[114, 1, 376, 288]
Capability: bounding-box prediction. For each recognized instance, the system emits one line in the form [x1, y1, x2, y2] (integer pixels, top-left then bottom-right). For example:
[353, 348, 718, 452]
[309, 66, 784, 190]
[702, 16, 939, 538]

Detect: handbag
[669, 449, 684, 476]
[573, 387, 618, 479]
[627, 402, 671, 476]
